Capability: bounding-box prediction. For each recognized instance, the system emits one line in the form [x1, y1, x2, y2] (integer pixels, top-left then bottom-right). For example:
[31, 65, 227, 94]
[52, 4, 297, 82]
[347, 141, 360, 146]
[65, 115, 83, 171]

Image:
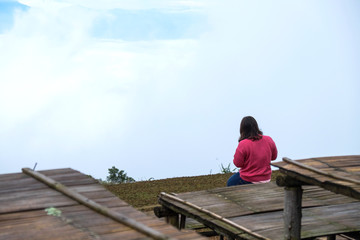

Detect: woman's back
[227, 116, 278, 187]
[234, 135, 277, 182]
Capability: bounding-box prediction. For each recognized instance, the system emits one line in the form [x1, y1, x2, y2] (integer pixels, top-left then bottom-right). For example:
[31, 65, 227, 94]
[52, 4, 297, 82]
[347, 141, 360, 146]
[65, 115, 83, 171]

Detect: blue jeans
[227, 172, 253, 186]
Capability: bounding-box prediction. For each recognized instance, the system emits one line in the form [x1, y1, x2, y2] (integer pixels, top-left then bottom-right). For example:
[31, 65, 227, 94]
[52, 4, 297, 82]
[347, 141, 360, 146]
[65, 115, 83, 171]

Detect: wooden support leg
[166, 213, 179, 229]
[284, 186, 303, 240]
[179, 214, 186, 230]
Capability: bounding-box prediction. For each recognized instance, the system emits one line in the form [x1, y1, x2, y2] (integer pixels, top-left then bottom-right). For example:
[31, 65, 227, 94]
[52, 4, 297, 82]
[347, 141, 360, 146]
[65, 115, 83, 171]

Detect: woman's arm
[268, 137, 278, 161]
[233, 142, 246, 167]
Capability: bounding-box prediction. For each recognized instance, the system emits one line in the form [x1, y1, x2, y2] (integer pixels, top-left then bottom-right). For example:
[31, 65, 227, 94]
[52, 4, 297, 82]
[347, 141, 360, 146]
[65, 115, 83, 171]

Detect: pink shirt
[233, 135, 277, 182]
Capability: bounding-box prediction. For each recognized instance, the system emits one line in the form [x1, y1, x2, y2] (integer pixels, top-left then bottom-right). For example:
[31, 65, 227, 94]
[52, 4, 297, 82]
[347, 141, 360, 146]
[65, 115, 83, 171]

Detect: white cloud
[19, 0, 205, 11]
[0, 0, 359, 180]
[0, 2, 201, 178]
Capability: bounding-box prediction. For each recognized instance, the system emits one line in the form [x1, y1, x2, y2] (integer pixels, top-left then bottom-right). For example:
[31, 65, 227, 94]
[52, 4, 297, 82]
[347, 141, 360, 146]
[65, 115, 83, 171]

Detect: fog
[0, 0, 359, 180]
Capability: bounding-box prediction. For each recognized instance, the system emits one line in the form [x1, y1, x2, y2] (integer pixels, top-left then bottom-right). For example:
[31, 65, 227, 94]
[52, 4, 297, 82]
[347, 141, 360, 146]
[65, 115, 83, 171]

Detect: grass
[104, 170, 282, 211]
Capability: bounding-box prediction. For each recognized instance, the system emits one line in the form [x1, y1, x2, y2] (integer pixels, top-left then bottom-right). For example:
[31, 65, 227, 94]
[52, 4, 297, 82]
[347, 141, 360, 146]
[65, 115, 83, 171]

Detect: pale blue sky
[0, 0, 359, 180]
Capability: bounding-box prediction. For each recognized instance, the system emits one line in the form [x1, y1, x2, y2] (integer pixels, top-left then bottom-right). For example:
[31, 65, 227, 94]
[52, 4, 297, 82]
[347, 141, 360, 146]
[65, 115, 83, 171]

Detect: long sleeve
[268, 137, 278, 160]
[233, 142, 247, 168]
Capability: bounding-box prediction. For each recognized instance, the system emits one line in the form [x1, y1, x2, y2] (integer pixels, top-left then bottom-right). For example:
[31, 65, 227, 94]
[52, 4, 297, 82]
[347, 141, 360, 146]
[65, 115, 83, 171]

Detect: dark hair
[238, 116, 263, 142]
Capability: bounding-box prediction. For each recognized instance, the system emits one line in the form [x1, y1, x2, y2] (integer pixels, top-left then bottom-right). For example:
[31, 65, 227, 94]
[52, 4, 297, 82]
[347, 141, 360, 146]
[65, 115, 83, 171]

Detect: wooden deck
[271, 155, 360, 199]
[272, 155, 360, 239]
[0, 168, 206, 240]
[156, 182, 359, 239]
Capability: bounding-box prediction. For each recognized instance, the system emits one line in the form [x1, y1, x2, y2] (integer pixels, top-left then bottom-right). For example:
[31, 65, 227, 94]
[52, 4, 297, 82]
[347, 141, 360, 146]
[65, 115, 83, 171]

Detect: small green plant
[106, 166, 135, 183]
[45, 207, 62, 217]
[220, 163, 237, 174]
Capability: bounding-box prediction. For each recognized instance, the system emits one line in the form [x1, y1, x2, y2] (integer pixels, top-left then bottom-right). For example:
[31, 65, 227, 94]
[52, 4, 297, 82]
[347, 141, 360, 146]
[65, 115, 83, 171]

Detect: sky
[0, 0, 359, 181]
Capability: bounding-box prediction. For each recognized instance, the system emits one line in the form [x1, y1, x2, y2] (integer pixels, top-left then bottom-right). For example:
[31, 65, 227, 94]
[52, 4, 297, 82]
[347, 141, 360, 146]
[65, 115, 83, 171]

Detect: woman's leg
[227, 172, 252, 186]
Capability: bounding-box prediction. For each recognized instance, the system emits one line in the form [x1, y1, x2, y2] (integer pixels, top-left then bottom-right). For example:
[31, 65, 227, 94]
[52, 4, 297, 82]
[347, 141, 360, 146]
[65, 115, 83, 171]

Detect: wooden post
[179, 214, 186, 230]
[283, 186, 303, 240]
[154, 206, 181, 229]
[166, 212, 179, 229]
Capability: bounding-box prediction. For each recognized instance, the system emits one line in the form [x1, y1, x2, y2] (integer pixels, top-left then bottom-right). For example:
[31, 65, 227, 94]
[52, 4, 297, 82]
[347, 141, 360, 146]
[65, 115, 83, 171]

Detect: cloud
[91, 9, 207, 41]
[0, 2, 201, 179]
[0, 0, 359, 180]
[196, 0, 360, 157]
[18, 0, 205, 11]
[0, 1, 29, 33]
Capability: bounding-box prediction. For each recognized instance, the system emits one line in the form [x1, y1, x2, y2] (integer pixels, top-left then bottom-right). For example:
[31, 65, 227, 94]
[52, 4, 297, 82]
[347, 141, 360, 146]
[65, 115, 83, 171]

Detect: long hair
[238, 116, 263, 142]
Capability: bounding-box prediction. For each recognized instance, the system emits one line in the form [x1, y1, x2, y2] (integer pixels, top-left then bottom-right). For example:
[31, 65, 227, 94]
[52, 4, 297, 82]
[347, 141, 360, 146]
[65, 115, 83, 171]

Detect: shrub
[220, 163, 237, 174]
[106, 166, 135, 183]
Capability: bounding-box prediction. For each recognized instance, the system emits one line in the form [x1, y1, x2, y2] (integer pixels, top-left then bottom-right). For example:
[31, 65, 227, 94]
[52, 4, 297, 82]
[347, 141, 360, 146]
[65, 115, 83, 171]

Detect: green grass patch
[104, 171, 282, 210]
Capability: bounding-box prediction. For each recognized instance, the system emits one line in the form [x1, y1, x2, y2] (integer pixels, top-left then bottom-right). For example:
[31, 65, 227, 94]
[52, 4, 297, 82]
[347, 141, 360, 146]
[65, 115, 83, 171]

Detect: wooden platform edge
[282, 157, 360, 185]
[157, 192, 270, 240]
[273, 166, 360, 200]
[22, 167, 176, 240]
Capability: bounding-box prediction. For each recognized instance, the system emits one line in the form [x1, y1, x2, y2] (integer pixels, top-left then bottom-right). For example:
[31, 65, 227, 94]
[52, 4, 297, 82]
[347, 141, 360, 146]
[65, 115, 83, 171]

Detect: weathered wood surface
[228, 201, 360, 239]
[22, 167, 176, 240]
[0, 168, 206, 240]
[283, 186, 302, 240]
[157, 182, 360, 240]
[271, 155, 360, 199]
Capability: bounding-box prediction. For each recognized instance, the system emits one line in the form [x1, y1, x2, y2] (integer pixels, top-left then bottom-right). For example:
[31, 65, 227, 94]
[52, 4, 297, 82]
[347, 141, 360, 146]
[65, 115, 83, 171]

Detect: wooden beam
[154, 206, 186, 230]
[276, 175, 308, 187]
[154, 205, 180, 229]
[158, 197, 241, 239]
[283, 186, 303, 240]
[154, 206, 172, 218]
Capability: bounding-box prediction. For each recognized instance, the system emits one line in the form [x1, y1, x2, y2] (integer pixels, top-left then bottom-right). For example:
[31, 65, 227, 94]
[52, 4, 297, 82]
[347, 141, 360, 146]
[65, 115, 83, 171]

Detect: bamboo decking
[0, 168, 206, 240]
[272, 155, 360, 199]
[272, 155, 360, 239]
[156, 155, 360, 240]
[157, 183, 359, 239]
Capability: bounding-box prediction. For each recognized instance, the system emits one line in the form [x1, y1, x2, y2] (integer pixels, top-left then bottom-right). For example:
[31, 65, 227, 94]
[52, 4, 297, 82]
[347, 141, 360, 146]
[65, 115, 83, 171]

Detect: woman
[227, 116, 278, 186]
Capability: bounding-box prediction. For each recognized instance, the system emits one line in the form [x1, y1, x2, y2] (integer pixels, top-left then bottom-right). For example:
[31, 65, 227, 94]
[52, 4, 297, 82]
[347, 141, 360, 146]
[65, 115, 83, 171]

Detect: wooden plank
[158, 178, 360, 239]
[0, 172, 27, 181]
[272, 156, 360, 174]
[99, 229, 156, 240]
[0, 178, 49, 194]
[226, 202, 360, 240]
[0, 213, 92, 240]
[272, 159, 360, 199]
[159, 193, 266, 239]
[293, 167, 360, 181]
[173, 183, 357, 218]
[282, 157, 360, 184]
[177, 194, 255, 217]
[37, 168, 76, 176]
[0, 194, 78, 214]
[1, 169, 207, 240]
[158, 196, 249, 239]
[0, 187, 127, 214]
[22, 168, 182, 240]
